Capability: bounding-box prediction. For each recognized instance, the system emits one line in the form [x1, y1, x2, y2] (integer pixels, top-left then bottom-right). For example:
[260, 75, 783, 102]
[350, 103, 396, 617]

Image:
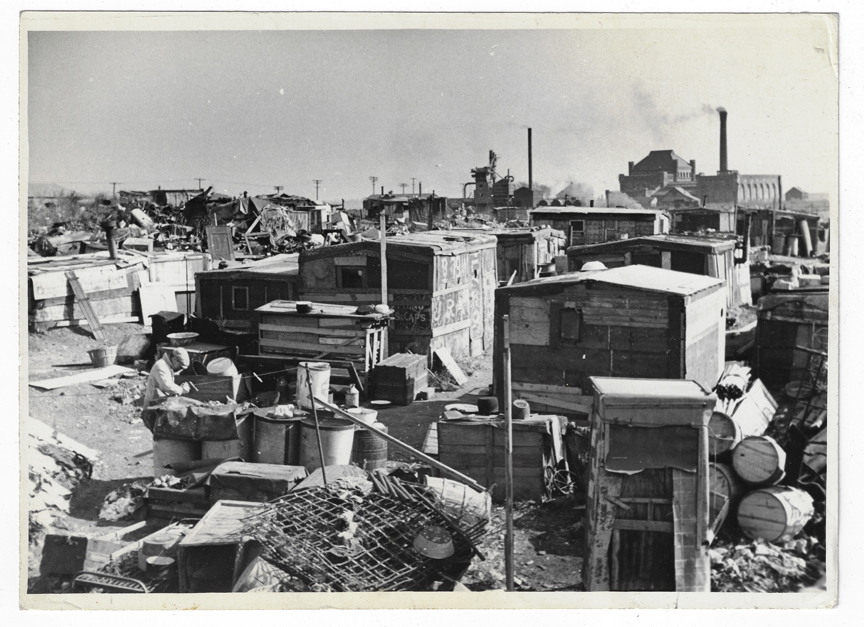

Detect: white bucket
[153, 438, 200, 477]
[207, 357, 238, 377]
[347, 407, 378, 427]
[296, 362, 331, 411]
[298, 415, 354, 472]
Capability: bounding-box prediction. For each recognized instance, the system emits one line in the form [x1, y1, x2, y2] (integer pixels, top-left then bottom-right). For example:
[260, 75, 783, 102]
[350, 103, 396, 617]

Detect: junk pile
[241, 474, 488, 592]
[704, 362, 825, 591]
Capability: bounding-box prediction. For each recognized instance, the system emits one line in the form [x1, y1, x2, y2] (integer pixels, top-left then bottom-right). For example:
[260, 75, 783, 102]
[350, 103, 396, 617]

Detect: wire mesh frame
[241, 483, 486, 592]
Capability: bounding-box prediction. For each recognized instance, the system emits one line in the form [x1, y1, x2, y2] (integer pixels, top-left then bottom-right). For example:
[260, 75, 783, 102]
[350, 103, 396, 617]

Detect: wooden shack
[448, 226, 565, 284]
[195, 254, 299, 332]
[753, 292, 829, 388]
[298, 232, 497, 358]
[566, 234, 751, 309]
[583, 377, 714, 591]
[530, 206, 668, 247]
[493, 265, 725, 414]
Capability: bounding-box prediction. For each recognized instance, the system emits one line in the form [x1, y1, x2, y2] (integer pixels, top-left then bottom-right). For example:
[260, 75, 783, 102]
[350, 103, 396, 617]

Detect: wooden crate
[372, 353, 428, 405]
[144, 486, 211, 522]
[437, 418, 556, 503]
[208, 462, 308, 503]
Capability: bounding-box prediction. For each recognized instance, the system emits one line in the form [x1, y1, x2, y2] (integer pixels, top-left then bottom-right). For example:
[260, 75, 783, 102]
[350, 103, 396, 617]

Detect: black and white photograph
[16, 7, 847, 612]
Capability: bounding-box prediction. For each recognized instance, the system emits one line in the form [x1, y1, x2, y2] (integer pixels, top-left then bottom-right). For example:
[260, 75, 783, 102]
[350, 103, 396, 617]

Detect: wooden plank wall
[684, 289, 725, 388]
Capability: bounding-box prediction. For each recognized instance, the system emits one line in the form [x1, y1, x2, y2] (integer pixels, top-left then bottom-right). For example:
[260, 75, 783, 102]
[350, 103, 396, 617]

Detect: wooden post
[503, 314, 515, 591]
[305, 365, 328, 485]
[379, 210, 389, 356]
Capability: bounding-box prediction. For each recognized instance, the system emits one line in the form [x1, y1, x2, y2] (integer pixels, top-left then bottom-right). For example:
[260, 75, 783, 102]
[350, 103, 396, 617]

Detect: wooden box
[208, 462, 308, 503]
[144, 486, 211, 522]
[372, 353, 428, 405]
[437, 417, 559, 503]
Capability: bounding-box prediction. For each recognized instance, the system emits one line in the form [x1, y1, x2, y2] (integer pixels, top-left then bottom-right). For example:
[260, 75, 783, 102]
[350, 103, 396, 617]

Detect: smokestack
[419, 182, 422, 196]
[689, 160, 696, 179]
[528, 128, 533, 190]
[381, 186, 384, 195]
[718, 107, 728, 172]
[628, 161, 634, 175]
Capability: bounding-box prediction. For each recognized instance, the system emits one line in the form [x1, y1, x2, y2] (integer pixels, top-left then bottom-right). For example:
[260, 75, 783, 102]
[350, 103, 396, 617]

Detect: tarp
[141, 396, 247, 441]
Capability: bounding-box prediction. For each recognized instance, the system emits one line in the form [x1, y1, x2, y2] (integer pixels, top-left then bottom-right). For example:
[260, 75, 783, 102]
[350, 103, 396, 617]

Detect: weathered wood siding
[683, 289, 725, 388]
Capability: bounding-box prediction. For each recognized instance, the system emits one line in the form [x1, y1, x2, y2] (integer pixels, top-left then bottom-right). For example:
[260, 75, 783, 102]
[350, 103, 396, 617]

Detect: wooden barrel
[709, 462, 744, 531]
[732, 435, 786, 486]
[351, 422, 389, 471]
[737, 486, 815, 543]
[708, 411, 741, 456]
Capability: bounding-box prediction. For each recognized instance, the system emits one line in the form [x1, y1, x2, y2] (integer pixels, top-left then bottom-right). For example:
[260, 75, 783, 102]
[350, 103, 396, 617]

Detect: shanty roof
[653, 186, 701, 203]
[631, 150, 692, 173]
[446, 226, 565, 242]
[300, 231, 497, 261]
[499, 264, 723, 298]
[566, 234, 737, 256]
[199, 253, 299, 277]
[530, 206, 663, 217]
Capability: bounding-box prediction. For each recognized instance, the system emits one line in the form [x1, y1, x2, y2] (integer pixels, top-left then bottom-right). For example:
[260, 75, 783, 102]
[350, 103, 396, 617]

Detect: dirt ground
[26, 323, 584, 592]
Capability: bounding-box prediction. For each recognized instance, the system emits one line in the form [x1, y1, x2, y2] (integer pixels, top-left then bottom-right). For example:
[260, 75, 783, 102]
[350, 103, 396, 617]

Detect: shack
[530, 206, 668, 247]
[753, 291, 829, 389]
[668, 207, 736, 234]
[448, 226, 565, 284]
[298, 232, 497, 358]
[363, 193, 449, 227]
[566, 234, 751, 309]
[493, 265, 725, 414]
[194, 254, 300, 332]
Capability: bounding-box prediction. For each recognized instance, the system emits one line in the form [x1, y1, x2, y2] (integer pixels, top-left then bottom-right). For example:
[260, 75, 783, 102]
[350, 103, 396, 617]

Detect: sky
[24, 14, 838, 208]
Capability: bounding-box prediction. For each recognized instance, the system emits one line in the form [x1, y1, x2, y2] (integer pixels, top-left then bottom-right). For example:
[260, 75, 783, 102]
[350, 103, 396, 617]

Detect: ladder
[64, 270, 105, 341]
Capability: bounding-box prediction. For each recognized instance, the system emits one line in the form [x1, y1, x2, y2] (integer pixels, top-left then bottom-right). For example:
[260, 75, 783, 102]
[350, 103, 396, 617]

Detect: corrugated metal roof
[502, 264, 723, 297]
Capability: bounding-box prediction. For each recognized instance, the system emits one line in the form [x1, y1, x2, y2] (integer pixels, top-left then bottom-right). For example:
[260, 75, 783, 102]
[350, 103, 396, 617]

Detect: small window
[570, 220, 585, 234]
[232, 286, 249, 310]
[339, 267, 365, 289]
[560, 308, 581, 342]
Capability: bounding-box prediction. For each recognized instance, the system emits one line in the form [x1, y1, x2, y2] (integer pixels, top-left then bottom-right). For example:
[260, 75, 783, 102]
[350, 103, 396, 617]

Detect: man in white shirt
[142, 347, 191, 409]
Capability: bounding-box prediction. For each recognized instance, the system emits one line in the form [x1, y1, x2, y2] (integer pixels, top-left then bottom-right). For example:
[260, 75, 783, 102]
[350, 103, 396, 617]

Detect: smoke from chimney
[718, 107, 728, 172]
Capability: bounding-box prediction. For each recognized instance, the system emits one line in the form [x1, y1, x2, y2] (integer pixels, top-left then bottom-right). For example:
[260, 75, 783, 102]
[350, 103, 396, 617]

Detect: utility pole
[313, 179, 323, 201]
[411, 177, 417, 196]
[110, 182, 119, 198]
[399, 183, 408, 194]
[274, 185, 284, 194]
[195, 178, 205, 190]
[369, 176, 378, 196]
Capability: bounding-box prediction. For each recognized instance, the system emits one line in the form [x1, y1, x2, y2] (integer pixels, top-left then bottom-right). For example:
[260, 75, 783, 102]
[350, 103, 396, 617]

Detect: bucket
[299, 415, 354, 472]
[347, 407, 378, 427]
[477, 396, 499, 415]
[253, 413, 302, 465]
[88, 346, 117, 367]
[202, 439, 244, 460]
[296, 362, 331, 410]
[424, 476, 492, 527]
[512, 399, 530, 420]
[137, 525, 187, 571]
[153, 438, 201, 477]
[207, 357, 238, 377]
[351, 422, 388, 471]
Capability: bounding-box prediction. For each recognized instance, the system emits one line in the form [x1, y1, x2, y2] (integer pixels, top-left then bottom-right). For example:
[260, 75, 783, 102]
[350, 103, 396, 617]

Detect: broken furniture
[255, 300, 389, 389]
[583, 377, 715, 592]
[436, 414, 567, 503]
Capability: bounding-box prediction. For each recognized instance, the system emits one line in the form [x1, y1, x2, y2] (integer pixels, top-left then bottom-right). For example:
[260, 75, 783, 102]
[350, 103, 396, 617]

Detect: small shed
[493, 265, 725, 414]
[448, 226, 565, 284]
[298, 232, 498, 358]
[566, 234, 751, 309]
[194, 254, 300, 332]
[583, 377, 714, 592]
[530, 206, 668, 247]
[753, 292, 829, 388]
[668, 207, 736, 234]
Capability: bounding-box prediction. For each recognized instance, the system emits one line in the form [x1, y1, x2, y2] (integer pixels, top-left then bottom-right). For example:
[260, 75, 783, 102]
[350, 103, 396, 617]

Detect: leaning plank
[29, 365, 136, 390]
[65, 271, 105, 341]
[433, 347, 468, 385]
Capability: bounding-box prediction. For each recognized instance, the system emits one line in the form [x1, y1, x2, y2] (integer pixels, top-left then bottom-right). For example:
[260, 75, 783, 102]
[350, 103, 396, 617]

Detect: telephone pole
[399, 183, 408, 194]
[194, 178, 205, 190]
[369, 176, 378, 195]
[313, 179, 323, 201]
[110, 182, 119, 198]
[410, 177, 416, 195]
[274, 185, 284, 194]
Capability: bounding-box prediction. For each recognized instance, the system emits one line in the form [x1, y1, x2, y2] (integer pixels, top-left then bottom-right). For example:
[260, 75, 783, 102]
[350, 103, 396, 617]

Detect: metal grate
[241, 481, 486, 592]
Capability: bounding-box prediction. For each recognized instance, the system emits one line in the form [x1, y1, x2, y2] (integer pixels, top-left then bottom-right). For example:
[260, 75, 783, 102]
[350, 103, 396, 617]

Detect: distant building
[619, 150, 698, 204]
[513, 186, 544, 209]
[784, 187, 830, 218]
[363, 192, 448, 225]
[530, 206, 669, 247]
[651, 186, 701, 210]
[149, 188, 202, 207]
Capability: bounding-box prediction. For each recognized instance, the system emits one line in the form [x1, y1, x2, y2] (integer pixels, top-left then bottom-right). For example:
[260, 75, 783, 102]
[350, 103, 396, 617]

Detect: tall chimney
[419, 182, 422, 196]
[528, 128, 533, 190]
[689, 159, 696, 179]
[718, 107, 728, 172]
[628, 161, 634, 175]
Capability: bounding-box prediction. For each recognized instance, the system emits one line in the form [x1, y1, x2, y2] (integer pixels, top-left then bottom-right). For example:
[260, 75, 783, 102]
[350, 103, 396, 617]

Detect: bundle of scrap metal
[715, 362, 752, 411]
[241, 477, 487, 592]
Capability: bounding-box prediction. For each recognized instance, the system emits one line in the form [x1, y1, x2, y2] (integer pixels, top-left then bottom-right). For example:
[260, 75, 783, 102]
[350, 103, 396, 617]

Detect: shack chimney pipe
[419, 182, 422, 196]
[528, 128, 533, 190]
[719, 108, 728, 172]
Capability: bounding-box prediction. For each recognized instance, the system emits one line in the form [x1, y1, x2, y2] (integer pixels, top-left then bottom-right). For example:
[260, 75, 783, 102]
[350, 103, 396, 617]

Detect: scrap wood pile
[706, 362, 826, 591]
[241, 473, 488, 592]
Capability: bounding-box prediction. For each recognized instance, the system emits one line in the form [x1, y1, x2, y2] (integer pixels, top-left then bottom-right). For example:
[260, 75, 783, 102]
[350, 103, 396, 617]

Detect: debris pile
[710, 536, 825, 593]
